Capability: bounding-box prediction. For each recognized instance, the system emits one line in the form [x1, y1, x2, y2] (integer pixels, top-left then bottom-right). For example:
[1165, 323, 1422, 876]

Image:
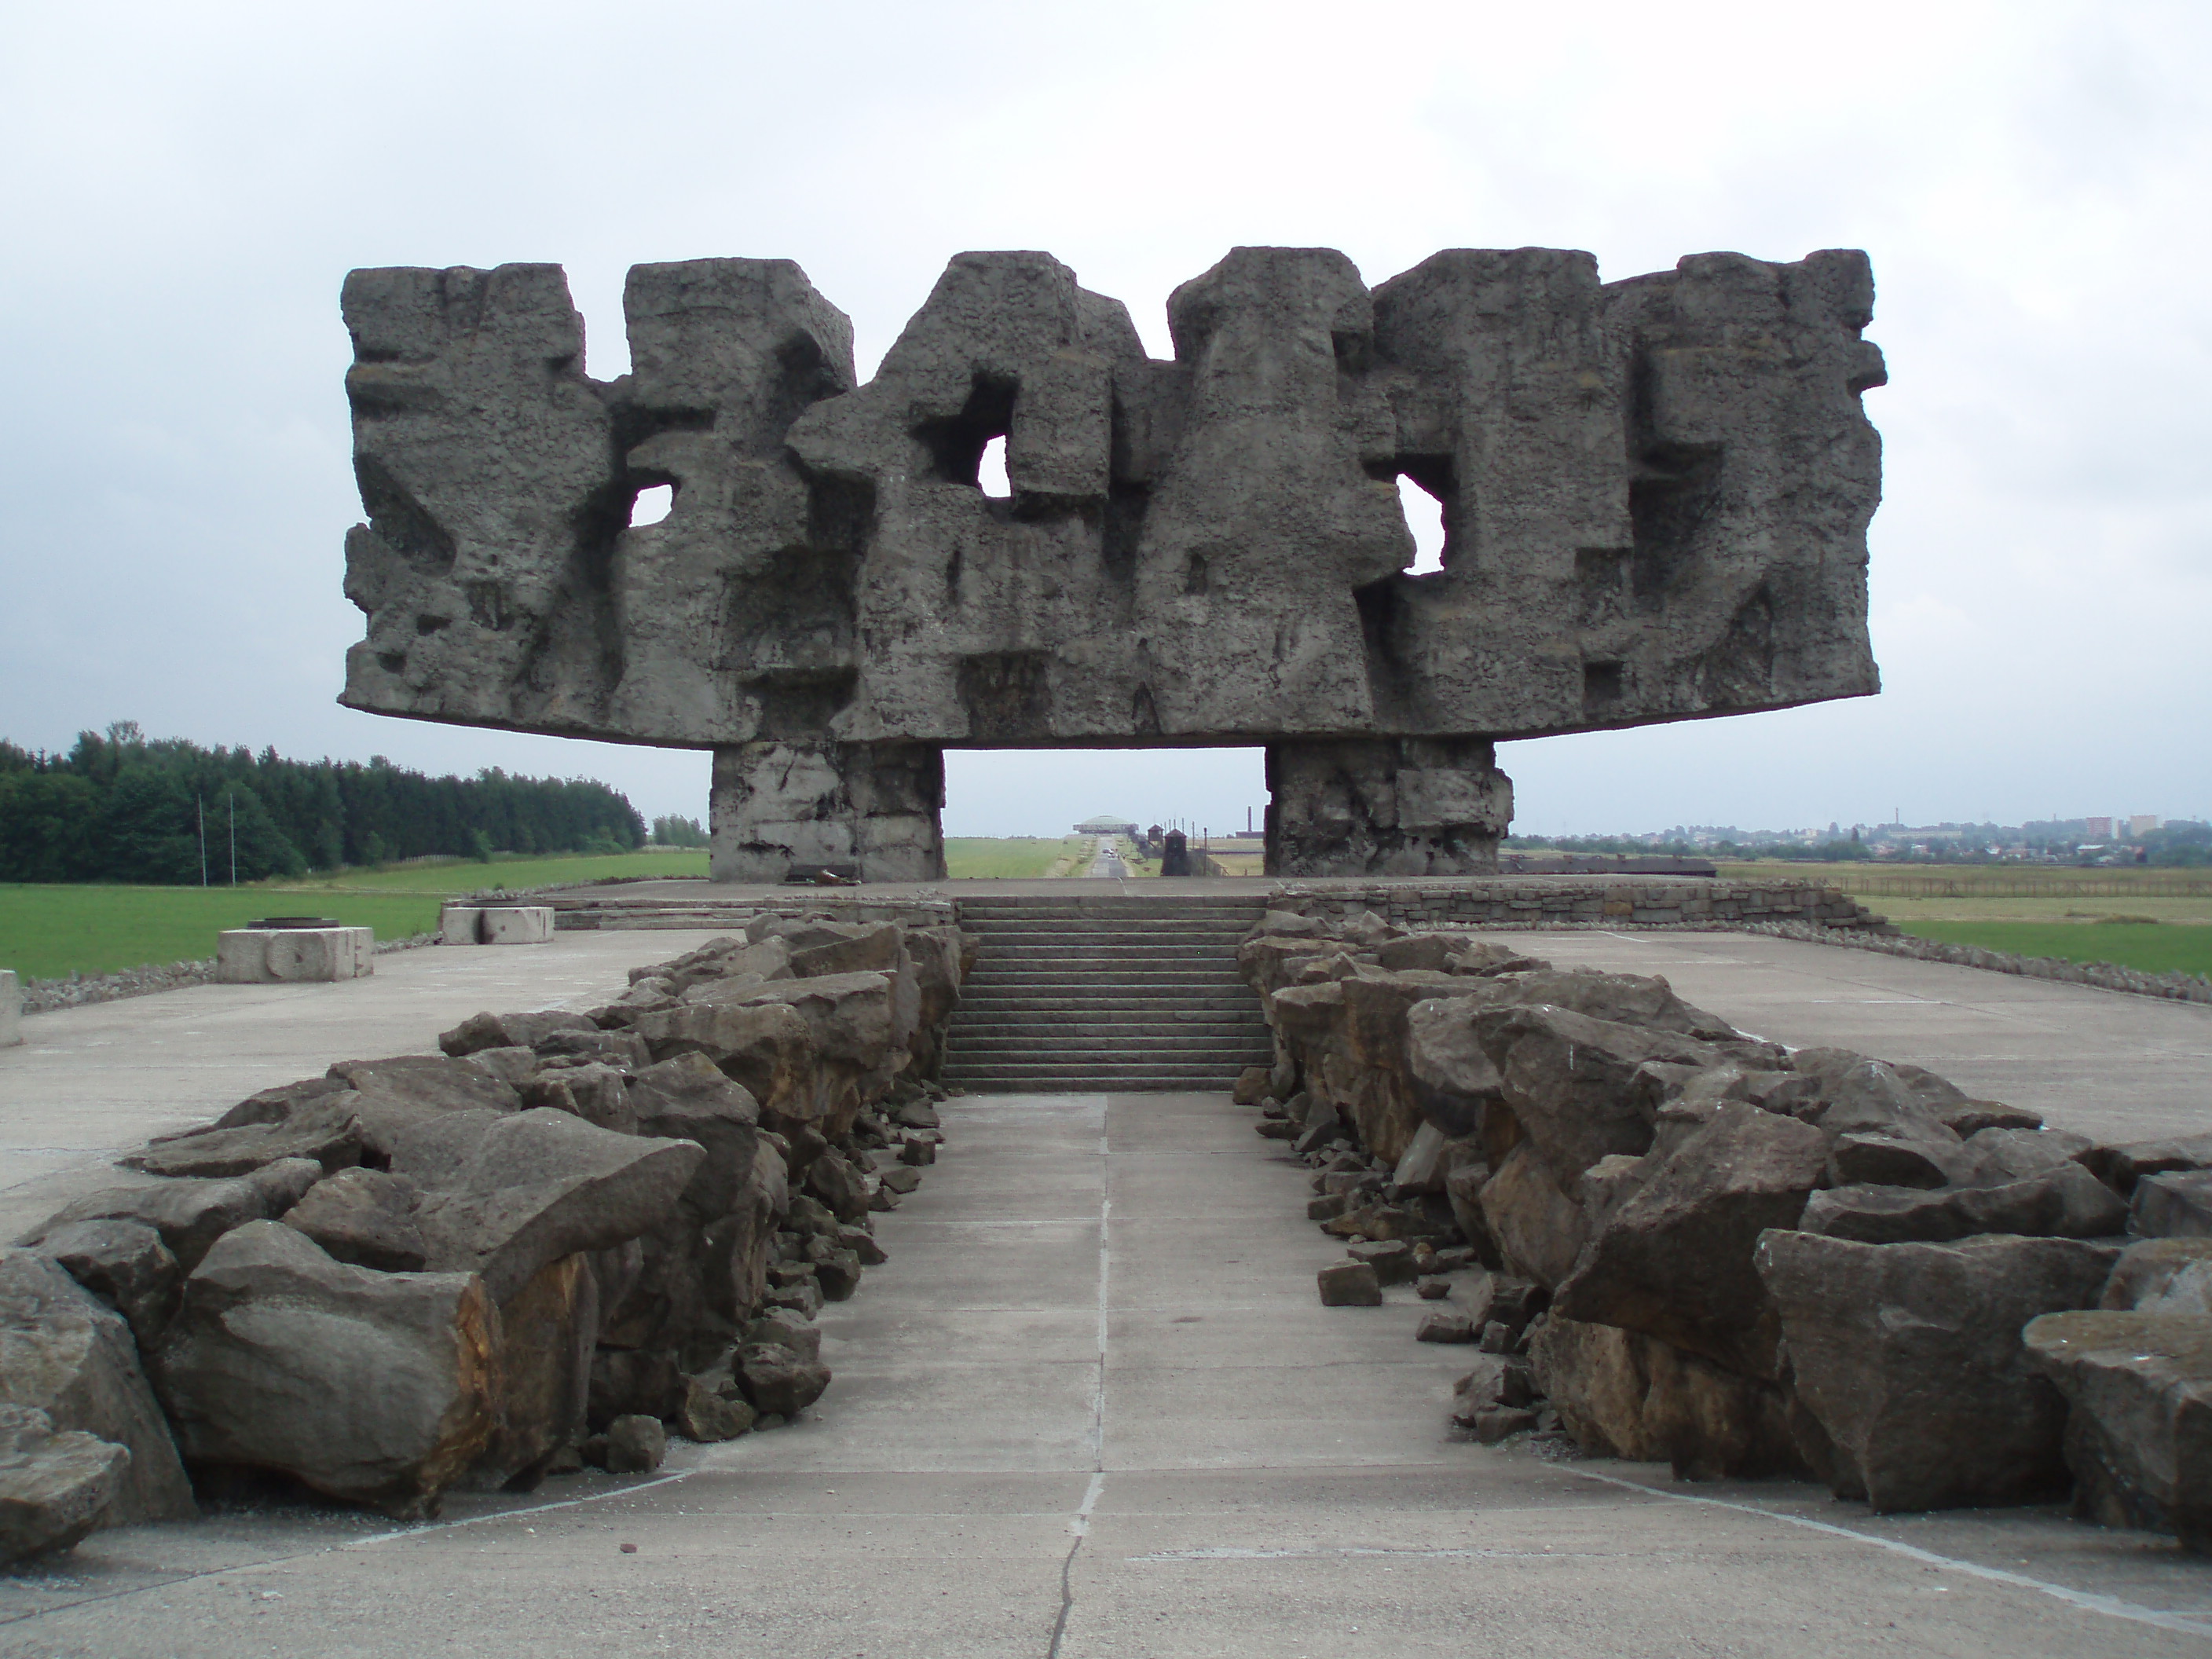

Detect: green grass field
[1892, 920, 2212, 980]
[0, 850, 710, 982]
[942, 837, 1094, 878]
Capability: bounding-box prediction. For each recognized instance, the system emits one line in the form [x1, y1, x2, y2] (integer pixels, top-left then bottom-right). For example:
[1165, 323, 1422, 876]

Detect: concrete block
[1, 969, 20, 1047]
[215, 927, 375, 984]
[438, 906, 555, 946]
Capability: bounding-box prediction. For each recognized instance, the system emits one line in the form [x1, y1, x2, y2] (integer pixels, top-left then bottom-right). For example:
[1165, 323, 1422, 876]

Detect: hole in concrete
[1583, 661, 1624, 712]
[629, 484, 674, 526]
[1397, 475, 1445, 577]
[978, 436, 1010, 500]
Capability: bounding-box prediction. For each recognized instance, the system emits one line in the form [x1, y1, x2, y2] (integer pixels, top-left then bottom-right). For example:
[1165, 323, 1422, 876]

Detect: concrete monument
[339, 246, 1883, 880]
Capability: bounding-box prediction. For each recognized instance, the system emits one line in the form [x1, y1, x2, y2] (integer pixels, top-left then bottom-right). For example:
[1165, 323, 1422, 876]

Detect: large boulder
[35, 1159, 324, 1271]
[1334, 972, 1489, 1163]
[1480, 1005, 1715, 1185]
[323, 1055, 523, 1159]
[2103, 1238, 2212, 1316]
[152, 1223, 497, 1518]
[1525, 1313, 1801, 1478]
[0, 1248, 195, 1527]
[903, 925, 971, 1075]
[2023, 1310, 2212, 1550]
[2079, 1130, 2212, 1196]
[1404, 995, 1506, 1139]
[126, 1101, 367, 1179]
[281, 1168, 429, 1272]
[2132, 1170, 2212, 1239]
[392, 1108, 703, 1303]
[438, 1010, 598, 1058]
[1799, 1163, 2126, 1246]
[36, 1220, 182, 1351]
[631, 1000, 819, 1131]
[762, 919, 904, 979]
[1757, 1230, 2119, 1511]
[0, 1405, 130, 1565]
[470, 1253, 597, 1489]
[1478, 1142, 1587, 1291]
[1555, 1103, 1827, 1378]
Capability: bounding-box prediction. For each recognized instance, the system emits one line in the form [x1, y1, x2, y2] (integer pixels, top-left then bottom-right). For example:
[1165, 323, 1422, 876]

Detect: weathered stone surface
[1481, 1005, 1713, 1184]
[37, 1220, 183, 1350]
[733, 1342, 830, 1417]
[1404, 996, 1505, 1139]
[339, 247, 1881, 877]
[1528, 1313, 1654, 1459]
[38, 1160, 324, 1272]
[213, 1075, 355, 1130]
[2103, 1239, 2212, 1316]
[1317, 1260, 1382, 1306]
[439, 1009, 598, 1058]
[153, 1223, 496, 1517]
[0, 970, 19, 1049]
[1478, 1142, 1588, 1291]
[2023, 1310, 2212, 1549]
[1555, 1102, 1828, 1377]
[1800, 1163, 2126, 1246]
[524, 1060, 636, 1133]
[2080, 1131, 2212, 1196]
[2133, 1170, 2212, 1240]
[633, 998, 818, 1130]
[602, 1414, 667, 1474]
[280, 1168, 428, 1272]
[0, 1405, 129, 1564]
[0, 1249, 195, 1529]
[1758, 1230, 2119, 1511]
[130, 1101, 365, 1180]
[1415, 1309, 1477, 1343]
[472, 1253, 596, 1489]
[392, 1109, 704, 1302]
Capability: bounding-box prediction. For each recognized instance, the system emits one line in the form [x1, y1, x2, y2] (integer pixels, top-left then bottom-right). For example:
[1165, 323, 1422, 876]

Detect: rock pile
[0, 912, 969, 1559]
[1237, 906, 2212, 1547]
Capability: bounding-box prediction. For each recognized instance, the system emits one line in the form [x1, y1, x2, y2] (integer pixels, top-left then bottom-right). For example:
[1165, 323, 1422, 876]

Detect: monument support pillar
[709, 742, 946, 884]
[1265, 738, 1512, 877]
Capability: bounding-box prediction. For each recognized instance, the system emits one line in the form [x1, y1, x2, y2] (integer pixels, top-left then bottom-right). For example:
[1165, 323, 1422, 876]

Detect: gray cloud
[2, 0, 2204, 836]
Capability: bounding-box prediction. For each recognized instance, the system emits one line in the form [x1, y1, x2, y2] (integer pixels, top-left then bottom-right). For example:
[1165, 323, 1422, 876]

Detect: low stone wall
[1270, 875, 1888, 932]
[550, 892, 958, 932]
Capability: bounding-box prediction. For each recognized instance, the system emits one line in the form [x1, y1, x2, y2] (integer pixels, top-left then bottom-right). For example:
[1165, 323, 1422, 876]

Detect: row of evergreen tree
[0, 723, 647, 884]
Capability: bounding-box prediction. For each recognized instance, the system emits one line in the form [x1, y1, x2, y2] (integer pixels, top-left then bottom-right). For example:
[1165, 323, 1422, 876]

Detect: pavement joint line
[1125, 1546, 1601, 1561]
[0, 1470, 702, 1630]
[1564, 1467, 2212, 1639]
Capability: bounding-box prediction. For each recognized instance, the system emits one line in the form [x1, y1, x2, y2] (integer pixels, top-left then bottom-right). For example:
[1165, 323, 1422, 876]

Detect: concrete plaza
[2, 926, 2210, 1655]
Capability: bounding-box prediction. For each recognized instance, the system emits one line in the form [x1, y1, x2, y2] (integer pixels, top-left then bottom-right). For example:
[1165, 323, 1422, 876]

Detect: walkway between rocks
[10, 1077, 2212, 1653]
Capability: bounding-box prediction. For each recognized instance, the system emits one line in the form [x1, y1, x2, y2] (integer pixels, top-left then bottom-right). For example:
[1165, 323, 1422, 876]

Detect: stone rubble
[1239, 904, 2212, 1548]
[1, 909, 971, 1559]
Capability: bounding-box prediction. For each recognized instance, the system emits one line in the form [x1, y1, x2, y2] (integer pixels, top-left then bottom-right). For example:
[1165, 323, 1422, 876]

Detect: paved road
[6, 927, 2212, 1653]
[1085, 836, 1129, 878]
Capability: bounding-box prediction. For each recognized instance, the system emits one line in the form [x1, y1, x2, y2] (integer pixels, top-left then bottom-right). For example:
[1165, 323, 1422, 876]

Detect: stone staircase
[940, 894, 1276, 1092]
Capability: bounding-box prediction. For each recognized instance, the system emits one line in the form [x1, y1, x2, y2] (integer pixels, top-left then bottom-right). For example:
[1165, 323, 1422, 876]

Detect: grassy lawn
[943, 837, 1094, 878]
[0, 850, 711, 982]
[1894, 920, 2212, 980]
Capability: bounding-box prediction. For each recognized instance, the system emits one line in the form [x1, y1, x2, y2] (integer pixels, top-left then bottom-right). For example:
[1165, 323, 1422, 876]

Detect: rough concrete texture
[0, 970, 19, 1048]
[339, 247, 1884, 877]
[7, 1085, 2212, 1653]
[214, 927, 375, 984]
[438, 906, 555, 946]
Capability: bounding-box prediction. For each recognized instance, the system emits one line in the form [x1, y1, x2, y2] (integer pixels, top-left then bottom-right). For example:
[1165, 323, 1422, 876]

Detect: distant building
[2085, 817, 2114, 840]
[2131, 815, 2161, 837]
[1075, 815, 1138, 837]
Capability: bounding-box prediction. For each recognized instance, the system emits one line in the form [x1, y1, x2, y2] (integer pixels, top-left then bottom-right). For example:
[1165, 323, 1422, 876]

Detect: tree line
[0, 723, 647, 884]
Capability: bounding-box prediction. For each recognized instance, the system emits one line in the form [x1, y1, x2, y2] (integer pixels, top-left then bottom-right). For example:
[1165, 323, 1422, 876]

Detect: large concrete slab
[5, 923, 2212, 1651]
[1509, 930, 2212, 1144]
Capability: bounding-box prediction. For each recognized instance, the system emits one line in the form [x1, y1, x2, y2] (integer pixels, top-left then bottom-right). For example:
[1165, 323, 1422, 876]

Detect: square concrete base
[439, 905, 555, 945]
[0, 969, 19, 1047]
[215, 927, 375, 984]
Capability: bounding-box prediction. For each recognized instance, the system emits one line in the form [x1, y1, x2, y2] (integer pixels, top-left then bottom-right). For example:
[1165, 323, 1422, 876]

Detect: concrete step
[952, 1020, 1268, 1038]
[949, 1035, 1271, 1056]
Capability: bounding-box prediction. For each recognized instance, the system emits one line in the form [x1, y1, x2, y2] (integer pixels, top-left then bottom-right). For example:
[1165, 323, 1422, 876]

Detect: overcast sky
[2, 0, 2206, 839]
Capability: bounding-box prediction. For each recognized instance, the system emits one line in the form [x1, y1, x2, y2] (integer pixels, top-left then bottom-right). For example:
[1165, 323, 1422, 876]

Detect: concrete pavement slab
[7, 967, 2212, 1653]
